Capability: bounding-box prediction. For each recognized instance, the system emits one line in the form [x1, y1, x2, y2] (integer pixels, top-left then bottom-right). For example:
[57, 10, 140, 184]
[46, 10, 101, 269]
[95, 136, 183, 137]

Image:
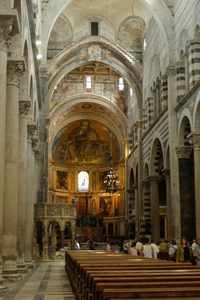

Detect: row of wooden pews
[65, 250, 200, 300]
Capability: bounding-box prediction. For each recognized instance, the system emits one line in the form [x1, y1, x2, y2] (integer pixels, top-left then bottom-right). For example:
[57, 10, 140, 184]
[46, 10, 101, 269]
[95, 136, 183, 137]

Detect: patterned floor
[1, 261, 75, 300]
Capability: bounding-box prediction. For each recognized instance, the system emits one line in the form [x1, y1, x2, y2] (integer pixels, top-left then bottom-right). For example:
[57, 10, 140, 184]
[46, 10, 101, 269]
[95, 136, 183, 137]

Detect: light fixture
[36, 53, 43, 60]
[36, 40, 42, 46]
[104, 167, 119, 193]
[103, 131, 120, 193]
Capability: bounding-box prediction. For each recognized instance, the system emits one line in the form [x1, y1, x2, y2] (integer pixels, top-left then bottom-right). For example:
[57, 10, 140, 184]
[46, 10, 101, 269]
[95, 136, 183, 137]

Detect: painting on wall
[56, 170, 68, 190]
[52, 120, 120, 165]
[99, 197, 112, 217]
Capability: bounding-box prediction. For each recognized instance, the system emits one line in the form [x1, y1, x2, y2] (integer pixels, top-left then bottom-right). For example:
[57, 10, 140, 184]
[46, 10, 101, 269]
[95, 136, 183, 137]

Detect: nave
[1, 262, 75, 300]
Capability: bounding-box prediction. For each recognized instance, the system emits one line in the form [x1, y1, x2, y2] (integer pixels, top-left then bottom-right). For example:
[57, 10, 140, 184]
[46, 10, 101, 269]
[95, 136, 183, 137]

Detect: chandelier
[104, 130, 120, 193]
[104, 167, 119, 193]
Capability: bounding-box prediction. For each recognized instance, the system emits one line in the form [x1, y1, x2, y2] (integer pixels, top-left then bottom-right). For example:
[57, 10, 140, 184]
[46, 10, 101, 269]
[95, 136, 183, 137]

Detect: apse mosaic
[52, 120, 120, 164]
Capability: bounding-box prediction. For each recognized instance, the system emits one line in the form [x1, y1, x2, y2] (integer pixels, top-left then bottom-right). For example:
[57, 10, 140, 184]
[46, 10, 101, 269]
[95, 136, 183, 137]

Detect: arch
[47, 13, 73, 59]
[49, 113, 125, 162]
[193, 90, 200, 131]
[41, 0, 173, 61]
[23, 40, 29, 68]
[177, 29, 190, 54]
[48, 95, 128, 153]
[118, 15, 145, 54]
[178, 115, 192, 146]
[47, 37, 142, 108]
[78, 171, 89, 192]
[150, 138, 164, 176]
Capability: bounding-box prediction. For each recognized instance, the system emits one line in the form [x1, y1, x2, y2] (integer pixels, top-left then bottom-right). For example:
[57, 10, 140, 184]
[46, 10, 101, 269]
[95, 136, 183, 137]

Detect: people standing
[151, 241, 159, 259]
[143, 238, 153, 258]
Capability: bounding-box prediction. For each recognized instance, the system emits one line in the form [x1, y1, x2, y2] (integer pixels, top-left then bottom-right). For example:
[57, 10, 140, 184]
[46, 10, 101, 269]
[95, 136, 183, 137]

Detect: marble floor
[1, 261, 75, 300]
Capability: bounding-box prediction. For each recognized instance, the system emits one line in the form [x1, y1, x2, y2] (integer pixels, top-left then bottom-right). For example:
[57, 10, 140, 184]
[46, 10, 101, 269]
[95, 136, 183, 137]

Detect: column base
[24, 258, 34, 269]
[0, 273, 7, 296]
[17, 263, 28, 274]
[0, 285, 8, 296]
[2, 258, 22, 282]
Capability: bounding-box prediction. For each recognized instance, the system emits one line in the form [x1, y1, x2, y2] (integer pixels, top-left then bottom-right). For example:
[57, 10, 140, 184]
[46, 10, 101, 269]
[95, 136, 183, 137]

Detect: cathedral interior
[1, 0, 200, 296]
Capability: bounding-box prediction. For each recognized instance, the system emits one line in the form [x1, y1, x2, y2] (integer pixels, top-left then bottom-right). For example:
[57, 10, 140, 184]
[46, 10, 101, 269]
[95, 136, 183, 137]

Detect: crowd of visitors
[71, 237, 200, 265]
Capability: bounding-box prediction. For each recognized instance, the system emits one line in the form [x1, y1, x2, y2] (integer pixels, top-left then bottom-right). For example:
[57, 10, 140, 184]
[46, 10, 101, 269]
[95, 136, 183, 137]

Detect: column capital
[176, 146, 192, 159]
[142, 177, 150, 185]
[163, 169, 170, 177]
[0, 15, 19, 50]
[166, 65, 176, 76]
[19, 100, 31, 116]
[188, 132, 200, 148]
[148, 176, 160, 182]
[7, 60, 25, 86]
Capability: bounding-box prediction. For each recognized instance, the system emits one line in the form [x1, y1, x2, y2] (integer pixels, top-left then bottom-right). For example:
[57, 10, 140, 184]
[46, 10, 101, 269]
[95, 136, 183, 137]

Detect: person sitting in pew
[128, 241, 138, 256]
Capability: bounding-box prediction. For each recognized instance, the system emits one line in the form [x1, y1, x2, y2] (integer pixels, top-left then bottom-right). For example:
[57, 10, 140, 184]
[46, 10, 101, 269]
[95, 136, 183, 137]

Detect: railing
[34, 203, 76, 219]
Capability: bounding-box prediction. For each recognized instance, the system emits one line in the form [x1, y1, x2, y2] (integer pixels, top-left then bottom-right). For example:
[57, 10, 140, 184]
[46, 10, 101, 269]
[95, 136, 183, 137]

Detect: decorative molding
[176, 146, 192, 159]
[19, 100, 31, 115]
[189, 132, 200, 149]
[7, 60, 25, 86]
[27, 123, 37, 139]
[88, 44, 102, 61]
[166, 65, 176, 76]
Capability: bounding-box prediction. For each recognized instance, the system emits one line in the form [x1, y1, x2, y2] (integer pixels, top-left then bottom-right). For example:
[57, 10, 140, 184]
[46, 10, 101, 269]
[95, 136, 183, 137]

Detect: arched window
[78, 171, 89, 192]
[118, 77, 124, 91]
[85, 75, 92, 90]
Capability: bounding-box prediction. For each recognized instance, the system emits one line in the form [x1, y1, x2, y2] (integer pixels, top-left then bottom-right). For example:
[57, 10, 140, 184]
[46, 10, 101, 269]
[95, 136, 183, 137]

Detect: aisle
[2, 261, 75, 300]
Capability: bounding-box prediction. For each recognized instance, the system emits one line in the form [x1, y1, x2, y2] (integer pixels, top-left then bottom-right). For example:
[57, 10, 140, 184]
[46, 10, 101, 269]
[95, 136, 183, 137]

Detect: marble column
[43, 221, 49, 260]
[176, 146, 195, 241]
[0, 44, 8, 294]
[167, 66, 181, 240]
[17, 101, 31, 273]
[164, 169, 173, 240]
[149, 176, 160, 242]
[24, 128, 35, 267]
[2, 61, 23, 279]
[192, 133, 200, 238]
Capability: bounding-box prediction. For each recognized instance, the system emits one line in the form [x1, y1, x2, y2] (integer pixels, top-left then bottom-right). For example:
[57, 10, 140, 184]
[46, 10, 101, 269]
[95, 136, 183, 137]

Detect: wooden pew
[65, 250, 200, 300]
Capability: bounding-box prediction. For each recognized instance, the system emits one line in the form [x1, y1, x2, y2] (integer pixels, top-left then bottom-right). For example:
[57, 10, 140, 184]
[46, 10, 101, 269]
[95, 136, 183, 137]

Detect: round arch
[178, 115, 192, 146]
[49, 94, 128, 133]
[193, 90, 200, 130]
[47, 37, 143, 107]
[41, 0, 173, 61]
[150, 137, 164, 176]
[178, 109, 193, 142]
[49, 113, 126, 162]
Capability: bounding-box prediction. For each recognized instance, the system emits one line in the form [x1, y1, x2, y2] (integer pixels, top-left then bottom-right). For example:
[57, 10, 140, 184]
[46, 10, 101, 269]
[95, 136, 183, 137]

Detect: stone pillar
[176, 57, 186, 102]
[167, 65, 181, 240]
[24, 125, 36, 267]
[160, 74, 168, 111]
[71, 220, 76, 240]
[164, 169, 173, 240]
[0, 44, 8, 294]
[192, 133, 200, 238]
[17, 100, 31, 273]
[142, 178, 151, 234]
[176, 146, 195, 241]
[188, 39, 200, 89]
[2, 61, 23, 279]
[43, 221, 49, 260]
[149, 176, 160, 242]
